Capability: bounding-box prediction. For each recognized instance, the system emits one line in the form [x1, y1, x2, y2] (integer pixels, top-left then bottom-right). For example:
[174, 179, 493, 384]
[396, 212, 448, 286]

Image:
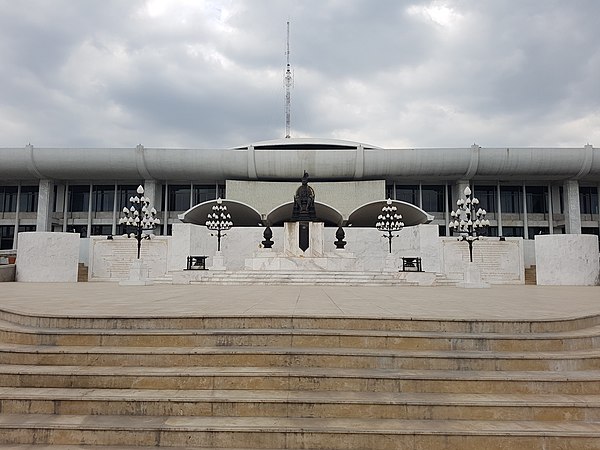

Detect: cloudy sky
[0, 0, 598, 149]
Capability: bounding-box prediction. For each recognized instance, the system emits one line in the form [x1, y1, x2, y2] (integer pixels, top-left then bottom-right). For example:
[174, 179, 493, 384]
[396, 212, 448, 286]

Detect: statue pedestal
[245, 222, 358, 271]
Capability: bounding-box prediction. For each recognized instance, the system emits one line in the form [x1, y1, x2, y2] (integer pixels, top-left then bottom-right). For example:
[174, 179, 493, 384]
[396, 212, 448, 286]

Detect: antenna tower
[284, 21, 293, 138]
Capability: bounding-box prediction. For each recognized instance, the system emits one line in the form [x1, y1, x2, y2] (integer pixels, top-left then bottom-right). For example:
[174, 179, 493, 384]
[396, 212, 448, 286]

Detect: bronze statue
[292, 171, 316, 222]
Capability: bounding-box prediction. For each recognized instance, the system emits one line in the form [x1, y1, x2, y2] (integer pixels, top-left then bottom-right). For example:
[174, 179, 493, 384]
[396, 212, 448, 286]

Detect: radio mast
[284, 21, 293, 138]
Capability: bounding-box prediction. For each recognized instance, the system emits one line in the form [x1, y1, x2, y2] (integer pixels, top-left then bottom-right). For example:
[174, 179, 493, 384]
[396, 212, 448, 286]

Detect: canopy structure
[347, 200, 433, 227]
[179, 199, 263, 227]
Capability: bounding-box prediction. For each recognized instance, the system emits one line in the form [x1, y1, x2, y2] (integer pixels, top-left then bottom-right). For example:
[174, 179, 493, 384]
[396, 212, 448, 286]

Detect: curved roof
[0, 144, 597, 182]
[234, 137, 381, 150]
[179, 199, 263, 227]
[347, 200, 433, 227]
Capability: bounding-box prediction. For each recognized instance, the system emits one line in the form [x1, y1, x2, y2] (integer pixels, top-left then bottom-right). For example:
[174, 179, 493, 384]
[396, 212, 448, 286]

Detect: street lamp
[376, 198, 404, 253]
[118, 185, 160, 259]
[205, 198, 233, 251]
[449, 186, 490, 262]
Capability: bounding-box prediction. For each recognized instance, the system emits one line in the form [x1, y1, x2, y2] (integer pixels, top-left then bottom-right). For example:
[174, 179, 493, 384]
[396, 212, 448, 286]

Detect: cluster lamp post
[376, 198, 404, 253]
[449, 186, 490, 262]
[206, 198, 233, 252]
[118, 185, 160, 259]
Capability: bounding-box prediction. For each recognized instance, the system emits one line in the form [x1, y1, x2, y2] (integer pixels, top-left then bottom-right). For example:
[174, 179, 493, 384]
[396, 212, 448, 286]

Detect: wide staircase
[164, 270, 456, 286]
[0, 309, 599, 449]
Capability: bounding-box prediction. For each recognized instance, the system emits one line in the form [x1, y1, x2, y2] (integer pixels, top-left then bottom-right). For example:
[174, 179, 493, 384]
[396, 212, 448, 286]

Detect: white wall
[16, 232, 79, 282]
[535, 234, 599, 285]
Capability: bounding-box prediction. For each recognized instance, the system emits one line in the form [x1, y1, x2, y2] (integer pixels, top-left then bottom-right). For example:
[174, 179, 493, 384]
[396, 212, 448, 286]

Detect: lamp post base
[119, 259, 154, 286]
[210, 251, 226, 271]
[456, 261, 490, 289]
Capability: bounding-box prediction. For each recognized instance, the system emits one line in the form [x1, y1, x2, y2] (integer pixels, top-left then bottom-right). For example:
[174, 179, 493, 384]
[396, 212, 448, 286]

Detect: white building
[0, 138, 599, 251]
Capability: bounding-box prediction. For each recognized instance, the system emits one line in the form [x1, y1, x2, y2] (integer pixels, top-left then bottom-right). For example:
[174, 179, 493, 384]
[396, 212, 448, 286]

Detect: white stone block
[16, 232, 79, 282]
[535, 234, 599, 285]
[441, 237, 524, 284]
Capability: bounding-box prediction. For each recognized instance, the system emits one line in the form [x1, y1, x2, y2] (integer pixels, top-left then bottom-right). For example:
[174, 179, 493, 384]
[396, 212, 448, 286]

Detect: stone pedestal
[284, 222, 324, 256]
[457, 262, 490, 289]
[245, 222, 358, 271]
[119, 259, 154, 286]
[210, 251, 226, 271]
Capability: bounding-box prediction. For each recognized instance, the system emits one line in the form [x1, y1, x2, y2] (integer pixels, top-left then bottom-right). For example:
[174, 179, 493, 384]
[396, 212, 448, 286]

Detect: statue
[292, 171, 317, 222]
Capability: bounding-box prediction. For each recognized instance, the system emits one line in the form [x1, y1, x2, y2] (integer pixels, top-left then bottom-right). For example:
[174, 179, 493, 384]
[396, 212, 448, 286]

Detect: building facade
[0, 139, 598, 250]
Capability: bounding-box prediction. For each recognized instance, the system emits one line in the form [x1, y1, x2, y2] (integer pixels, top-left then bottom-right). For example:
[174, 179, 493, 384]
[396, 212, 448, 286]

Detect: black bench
[402, 257, 422, 272]
[186, 255, 208, 270]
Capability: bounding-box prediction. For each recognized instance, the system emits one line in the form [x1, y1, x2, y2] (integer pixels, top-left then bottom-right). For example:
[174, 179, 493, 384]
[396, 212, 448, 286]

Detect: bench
[402, 257, 423, 272]
[186, 255, 208, 270]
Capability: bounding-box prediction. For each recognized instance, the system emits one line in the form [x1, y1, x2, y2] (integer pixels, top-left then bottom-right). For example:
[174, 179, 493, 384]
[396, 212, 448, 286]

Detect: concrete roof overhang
[347, 200, 433, 227]
[266, 201, 344, 226]
[179, 199, 263, 227]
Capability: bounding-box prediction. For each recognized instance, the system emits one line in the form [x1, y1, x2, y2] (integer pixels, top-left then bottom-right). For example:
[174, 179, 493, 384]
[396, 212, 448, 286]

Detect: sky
[0, 0, 598, 149]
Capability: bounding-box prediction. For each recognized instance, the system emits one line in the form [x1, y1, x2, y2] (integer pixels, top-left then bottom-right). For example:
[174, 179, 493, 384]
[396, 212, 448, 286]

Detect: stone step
[2, 414, 600, 449]
[3, 320, 599, 351]
[1, 388, 598, 421]
[3, 365, 599, 394]
[1, 343, 599, 371]
[1, 309, 597, 333]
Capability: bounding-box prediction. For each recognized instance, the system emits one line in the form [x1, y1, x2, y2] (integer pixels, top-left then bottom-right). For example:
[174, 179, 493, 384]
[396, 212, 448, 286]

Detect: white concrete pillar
[547, 184, 553, 234]
[143, 180, 159, 208]
[453, 180, 470, 210]
[564, 179, 581, 234]
[36, 180, 54, 232]
[522, 184, 529, 239]
[496, 181, 503, 236]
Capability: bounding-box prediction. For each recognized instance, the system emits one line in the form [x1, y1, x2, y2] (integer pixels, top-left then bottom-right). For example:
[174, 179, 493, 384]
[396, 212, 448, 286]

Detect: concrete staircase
[168, 270, 457, 286]
[0, 310, 599, 449]
[77, 263, 88, 282]
[525, 265, 537, 285]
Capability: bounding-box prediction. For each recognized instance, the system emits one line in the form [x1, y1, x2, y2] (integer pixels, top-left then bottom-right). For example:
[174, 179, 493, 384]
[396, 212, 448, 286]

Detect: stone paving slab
[0, 283, 598, 321]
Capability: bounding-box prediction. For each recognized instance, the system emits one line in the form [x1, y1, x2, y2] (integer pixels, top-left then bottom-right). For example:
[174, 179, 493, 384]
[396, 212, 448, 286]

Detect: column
[564, 179, 581, 234]
[143, 180, 159, 209]
[87, 184, 93, 236]
[453, 180, 470, 206]
[547, 184, 553, 234]
[36, 179, 54, 232]
[111, 183, 118, 236]
[522, 184, 528, 239]
[12, 184, 21, 248]
[496, 181, 503, 236]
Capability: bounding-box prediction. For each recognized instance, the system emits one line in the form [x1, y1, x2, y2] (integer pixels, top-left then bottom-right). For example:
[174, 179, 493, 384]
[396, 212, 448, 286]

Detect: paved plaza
[0, 282, 598, 321]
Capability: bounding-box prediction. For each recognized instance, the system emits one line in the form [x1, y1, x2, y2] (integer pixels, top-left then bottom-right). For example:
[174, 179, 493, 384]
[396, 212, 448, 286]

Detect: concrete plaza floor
[0, 282, 598, 321]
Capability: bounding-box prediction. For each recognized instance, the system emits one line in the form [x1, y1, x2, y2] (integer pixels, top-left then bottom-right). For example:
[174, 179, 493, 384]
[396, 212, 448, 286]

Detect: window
[0, 225, 14, 249]
[500, 186, 522, 214]
[580, 187, 599, 215]
[91, 225, 113, 236]
[66, 225, 87, 238]
[19, 186, 38, 212]
[0, 186, 18, 212]
[528, 226, 549, 240]
[474, 185, 497, 213]
[68, 185, 90, 212]
[421, 185, 445, 212]
[526, 186, 548, 214]
[117, 185, 140, 210]
[167, 185, 191, 211]
[395, 185, 418, 205]
[92, 185, 115, 212]
[193, 185, 217, 204]
[502, 226, 524, 237]
[385, 184, 394, 199]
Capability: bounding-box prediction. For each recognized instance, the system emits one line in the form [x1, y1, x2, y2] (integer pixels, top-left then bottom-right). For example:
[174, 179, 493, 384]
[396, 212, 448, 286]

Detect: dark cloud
[0, 0, 598, 148]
